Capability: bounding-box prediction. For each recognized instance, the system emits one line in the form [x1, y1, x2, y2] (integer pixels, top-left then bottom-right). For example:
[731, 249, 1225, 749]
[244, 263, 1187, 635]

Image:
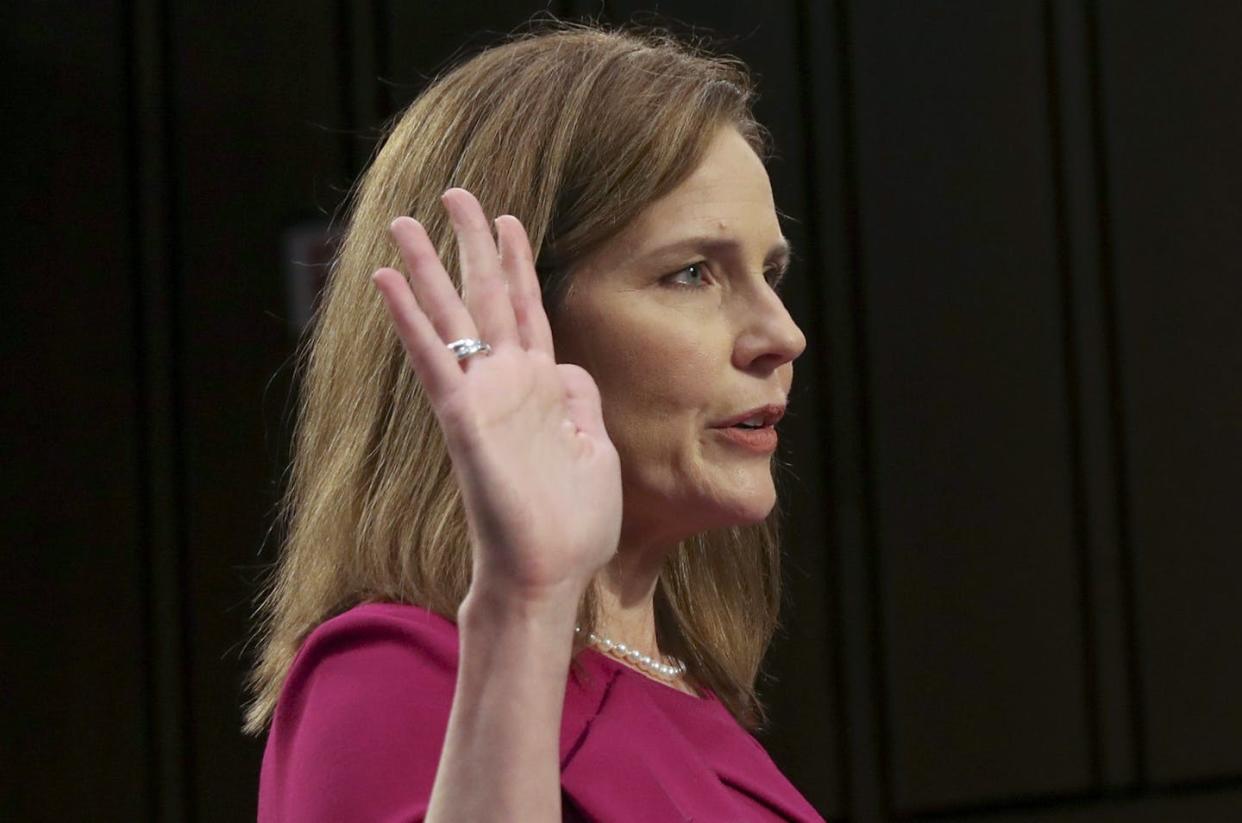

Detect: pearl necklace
[574, 626, 687, 680]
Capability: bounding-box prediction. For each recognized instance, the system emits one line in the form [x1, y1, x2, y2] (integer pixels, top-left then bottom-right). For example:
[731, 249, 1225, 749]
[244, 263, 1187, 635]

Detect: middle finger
[441, 187, 519, 348]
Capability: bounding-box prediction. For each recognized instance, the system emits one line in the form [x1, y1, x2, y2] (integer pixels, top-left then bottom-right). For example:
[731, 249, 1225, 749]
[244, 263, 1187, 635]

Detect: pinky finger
[496, 215, 556, 358]
[372, 267, 462, 400]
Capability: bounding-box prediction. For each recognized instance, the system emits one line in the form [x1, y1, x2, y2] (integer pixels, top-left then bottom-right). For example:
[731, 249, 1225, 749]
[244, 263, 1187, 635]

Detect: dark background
[4, 1, 1240, 821]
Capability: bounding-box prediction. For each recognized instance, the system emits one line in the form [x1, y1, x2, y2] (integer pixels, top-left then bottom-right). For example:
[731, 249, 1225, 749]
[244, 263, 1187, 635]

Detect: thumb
[556, 363, 608, 440]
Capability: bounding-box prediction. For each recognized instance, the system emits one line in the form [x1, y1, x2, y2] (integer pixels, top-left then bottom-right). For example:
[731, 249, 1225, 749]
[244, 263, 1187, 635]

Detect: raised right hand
[371, 188, 622, 610]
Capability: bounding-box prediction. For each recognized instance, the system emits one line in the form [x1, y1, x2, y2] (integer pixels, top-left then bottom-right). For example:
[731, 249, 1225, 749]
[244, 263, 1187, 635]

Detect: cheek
[588, 327, 718, 458]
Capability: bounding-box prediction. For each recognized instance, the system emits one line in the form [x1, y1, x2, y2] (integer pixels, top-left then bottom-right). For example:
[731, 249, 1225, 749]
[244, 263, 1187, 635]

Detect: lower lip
[712, 426, 778, 453]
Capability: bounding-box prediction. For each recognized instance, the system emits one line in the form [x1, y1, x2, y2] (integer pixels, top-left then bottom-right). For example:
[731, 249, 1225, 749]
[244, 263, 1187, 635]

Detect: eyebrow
[635, 235, 793, 272]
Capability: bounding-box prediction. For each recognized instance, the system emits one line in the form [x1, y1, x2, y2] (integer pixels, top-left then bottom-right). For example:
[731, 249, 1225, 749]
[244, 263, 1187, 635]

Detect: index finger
[371, 267, 463, 400]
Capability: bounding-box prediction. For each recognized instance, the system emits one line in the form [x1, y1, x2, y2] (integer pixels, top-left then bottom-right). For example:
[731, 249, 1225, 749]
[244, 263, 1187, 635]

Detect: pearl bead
[574, 626, 687, 681]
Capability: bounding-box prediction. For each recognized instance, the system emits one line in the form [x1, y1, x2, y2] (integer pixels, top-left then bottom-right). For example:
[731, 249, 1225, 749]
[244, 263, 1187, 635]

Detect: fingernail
[441, 190, 458, 223]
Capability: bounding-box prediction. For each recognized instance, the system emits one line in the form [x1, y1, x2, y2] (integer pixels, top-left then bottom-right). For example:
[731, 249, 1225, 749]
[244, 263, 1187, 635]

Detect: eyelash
[663, 261, 787, 293]
[664, 262, 710, 289]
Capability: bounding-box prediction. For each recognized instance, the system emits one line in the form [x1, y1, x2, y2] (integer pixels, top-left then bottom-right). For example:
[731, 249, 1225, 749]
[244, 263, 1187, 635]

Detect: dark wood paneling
[945, 785, 1242, 823]
[167, 3, 349, 819]
[804, 1, 895, 819]
[131, 0, 193, 817]
[849, 1, 1093, 812]
[804, 1, 904, 819]
[1095, 0, 1242, 787]
[385, 1, 568, 113]
[1, 1, 148, 819]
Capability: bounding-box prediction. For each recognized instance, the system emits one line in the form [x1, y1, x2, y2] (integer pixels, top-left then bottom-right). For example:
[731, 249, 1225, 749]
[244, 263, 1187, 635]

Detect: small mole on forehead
[716, 219, 728, 230]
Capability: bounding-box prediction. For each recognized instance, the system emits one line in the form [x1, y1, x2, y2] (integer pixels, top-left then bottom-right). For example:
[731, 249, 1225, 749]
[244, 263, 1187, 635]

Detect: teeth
[741, 415, 764, 426]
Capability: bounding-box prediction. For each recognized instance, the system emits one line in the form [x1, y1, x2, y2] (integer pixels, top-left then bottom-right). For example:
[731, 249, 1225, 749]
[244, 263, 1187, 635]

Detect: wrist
[458, 576, 584, 634]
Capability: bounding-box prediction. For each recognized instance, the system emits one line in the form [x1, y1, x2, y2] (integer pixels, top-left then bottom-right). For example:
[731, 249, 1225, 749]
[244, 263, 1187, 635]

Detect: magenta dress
[258, 602, 825, 822]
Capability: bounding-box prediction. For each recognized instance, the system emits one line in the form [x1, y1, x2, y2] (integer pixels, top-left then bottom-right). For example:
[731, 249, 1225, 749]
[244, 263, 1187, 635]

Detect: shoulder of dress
[287, 601, 460, 686]
[319, 600, 458, 638]
[260, 603, 458, 821]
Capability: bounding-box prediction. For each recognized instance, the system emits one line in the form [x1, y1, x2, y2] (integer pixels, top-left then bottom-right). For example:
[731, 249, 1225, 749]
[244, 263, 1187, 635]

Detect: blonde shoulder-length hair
[243, 19, 789, 736]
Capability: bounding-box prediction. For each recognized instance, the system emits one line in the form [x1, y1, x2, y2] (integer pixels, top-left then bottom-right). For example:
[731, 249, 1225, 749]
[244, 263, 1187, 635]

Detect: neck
[592, 533, 676, 660]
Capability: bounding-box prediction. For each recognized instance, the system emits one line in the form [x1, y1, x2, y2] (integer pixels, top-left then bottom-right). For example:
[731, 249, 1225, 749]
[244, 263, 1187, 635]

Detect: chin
[727, 494, 777, 526]
[703, 480, 778, 529]
[637, 486, 775, 544]
[627, 460, 778, 539]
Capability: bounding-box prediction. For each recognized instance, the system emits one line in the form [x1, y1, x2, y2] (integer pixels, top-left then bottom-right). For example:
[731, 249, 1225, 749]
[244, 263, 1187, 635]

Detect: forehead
[593, 127, 781, 267]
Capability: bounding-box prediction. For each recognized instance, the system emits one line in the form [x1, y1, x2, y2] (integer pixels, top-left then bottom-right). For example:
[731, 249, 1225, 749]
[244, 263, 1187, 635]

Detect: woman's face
[551, 126, 806, 546]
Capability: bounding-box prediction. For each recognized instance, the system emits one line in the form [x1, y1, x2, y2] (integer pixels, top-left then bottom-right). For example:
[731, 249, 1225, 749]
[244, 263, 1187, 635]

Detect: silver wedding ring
[446, 337, 493, 362]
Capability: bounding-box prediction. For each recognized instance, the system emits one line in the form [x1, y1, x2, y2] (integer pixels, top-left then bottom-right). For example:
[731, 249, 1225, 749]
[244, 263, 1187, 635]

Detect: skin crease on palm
[550, 125, 807, 692]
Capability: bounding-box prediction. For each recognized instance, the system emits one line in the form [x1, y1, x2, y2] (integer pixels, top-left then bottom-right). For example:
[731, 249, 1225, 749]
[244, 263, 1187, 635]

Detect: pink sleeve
[258, 605, 459, 823]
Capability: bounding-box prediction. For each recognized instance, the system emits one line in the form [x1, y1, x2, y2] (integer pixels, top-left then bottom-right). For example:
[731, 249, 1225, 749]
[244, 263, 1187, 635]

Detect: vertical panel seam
[833, 0, 895, 818]
[792, 0, 848, 817]
[1083, 0, 1146, 789]
[120, 0, 157, 818]
[158, 0, 197, 815]
[1041, 0, 1104, 794]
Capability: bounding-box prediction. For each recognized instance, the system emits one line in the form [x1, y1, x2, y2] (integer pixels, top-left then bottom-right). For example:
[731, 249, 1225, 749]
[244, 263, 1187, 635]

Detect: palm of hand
[372, 189, 622, 603]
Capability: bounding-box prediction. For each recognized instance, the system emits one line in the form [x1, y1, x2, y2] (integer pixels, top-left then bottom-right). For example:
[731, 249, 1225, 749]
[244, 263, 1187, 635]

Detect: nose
[732, 287, 807, 374]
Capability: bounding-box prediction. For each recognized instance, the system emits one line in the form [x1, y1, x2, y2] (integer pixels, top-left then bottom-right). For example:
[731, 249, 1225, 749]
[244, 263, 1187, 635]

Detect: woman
[247, 19, 822, 822]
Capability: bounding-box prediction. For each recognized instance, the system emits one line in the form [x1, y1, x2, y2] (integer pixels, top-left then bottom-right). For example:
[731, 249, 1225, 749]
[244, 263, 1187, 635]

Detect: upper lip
[712, 403, 786, 428]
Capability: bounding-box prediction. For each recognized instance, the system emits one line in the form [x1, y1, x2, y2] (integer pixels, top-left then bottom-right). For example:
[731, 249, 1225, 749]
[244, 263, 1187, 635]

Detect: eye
[663, 261, 711, 289]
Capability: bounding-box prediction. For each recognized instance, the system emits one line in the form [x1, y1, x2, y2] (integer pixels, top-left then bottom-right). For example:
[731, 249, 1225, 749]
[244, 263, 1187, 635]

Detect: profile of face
[551, 126, 807, 548]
